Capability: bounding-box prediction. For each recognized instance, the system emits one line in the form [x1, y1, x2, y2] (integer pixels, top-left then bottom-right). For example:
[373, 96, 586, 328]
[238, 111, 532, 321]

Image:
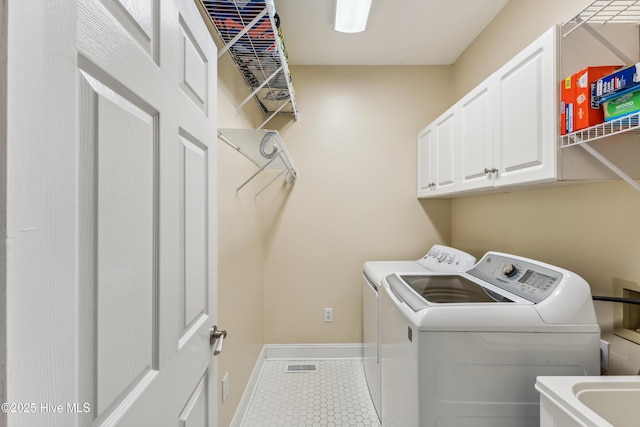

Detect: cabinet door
[417, 124, 434, 197]
[458, 75, 496, 191]
[432, 106, 457, 194]
[495, 25, 558, 187]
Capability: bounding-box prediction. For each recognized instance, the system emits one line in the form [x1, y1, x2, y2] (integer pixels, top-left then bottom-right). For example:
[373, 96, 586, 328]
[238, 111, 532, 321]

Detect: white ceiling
[273, 0, 510, 66]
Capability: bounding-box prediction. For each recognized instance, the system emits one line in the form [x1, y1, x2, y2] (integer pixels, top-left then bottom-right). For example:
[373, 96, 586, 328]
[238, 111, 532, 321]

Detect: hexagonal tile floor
[240, 359, 380, 426]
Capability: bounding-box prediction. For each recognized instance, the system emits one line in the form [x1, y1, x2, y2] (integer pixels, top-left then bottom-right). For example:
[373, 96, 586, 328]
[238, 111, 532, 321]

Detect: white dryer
[362, 245, 476, 421]
[380, 251, 601, 427]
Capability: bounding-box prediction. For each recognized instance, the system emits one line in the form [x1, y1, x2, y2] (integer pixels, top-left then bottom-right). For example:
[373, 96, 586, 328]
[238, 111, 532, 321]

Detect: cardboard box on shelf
[602, 85, 640, 122]
[574, 66, 620, 131]
[560, 75, 574, 135]
[594, 63, 640, 102]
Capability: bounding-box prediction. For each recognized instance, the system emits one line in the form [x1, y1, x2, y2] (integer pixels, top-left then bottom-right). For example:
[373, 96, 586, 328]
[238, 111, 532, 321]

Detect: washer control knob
[502, 264, 518, 278]
[437, 252, 447, 262]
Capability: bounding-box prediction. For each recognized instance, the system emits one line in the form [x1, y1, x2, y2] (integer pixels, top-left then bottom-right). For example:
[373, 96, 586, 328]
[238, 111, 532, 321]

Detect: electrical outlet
[222, 372, 229, 402]
[324, 308, 333, 322]
[600, 339, 610, 373]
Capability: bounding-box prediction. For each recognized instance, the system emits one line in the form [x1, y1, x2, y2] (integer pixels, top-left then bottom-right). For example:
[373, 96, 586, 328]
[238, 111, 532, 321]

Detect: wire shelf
[567, 0, 640, 26]
[561, 112, 640, 147]
[559, 0, 640, 193]
[201, 0, 298, 121]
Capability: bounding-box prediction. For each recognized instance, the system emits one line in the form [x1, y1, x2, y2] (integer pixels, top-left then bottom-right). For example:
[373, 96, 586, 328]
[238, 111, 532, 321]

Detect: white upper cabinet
[494, 26, 558, 187]
[417, 105, 457, 197]
[418, 21, 640, 199]
[458, 74, 497, 192]
[420, 26, 559, 198]
[419, 1, 640, 198]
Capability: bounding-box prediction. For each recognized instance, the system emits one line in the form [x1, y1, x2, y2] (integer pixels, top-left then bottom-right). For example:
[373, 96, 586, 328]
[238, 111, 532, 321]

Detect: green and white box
[602, 88, 640, 122]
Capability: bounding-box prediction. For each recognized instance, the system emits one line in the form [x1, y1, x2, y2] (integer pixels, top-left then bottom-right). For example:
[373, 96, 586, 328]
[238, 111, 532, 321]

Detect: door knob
[210, 326, 227, 356]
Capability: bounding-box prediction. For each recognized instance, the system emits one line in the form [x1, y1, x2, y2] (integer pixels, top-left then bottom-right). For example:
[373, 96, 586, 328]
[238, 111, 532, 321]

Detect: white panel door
[458, 75, 496, 191]
[433, 106, 457, 195]
[496, 25, 558, 187]
[417, 107, 457, 198]
[417, 124, 434, 197]
[6, 0, 218, 426]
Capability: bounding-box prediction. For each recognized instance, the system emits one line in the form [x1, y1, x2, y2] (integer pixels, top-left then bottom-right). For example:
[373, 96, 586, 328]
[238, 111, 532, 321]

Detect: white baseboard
[228, 345, 266, 427]
[265, 343, 363, 360]
[229, 343, 363, 426]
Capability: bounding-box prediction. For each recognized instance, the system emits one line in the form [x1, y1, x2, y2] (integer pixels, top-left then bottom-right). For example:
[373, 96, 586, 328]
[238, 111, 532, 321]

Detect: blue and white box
[594, 63, 640, 103]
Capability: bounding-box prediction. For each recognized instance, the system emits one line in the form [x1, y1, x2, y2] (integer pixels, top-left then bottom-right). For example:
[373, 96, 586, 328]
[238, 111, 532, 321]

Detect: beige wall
[262, 66, 453, 343]
[451, 0, 640, 375]
[216, 51, 271, 427]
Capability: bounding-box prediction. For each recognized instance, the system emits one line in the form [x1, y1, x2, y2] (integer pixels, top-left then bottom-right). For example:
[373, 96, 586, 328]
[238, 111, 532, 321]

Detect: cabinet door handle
[484, 168, 498, 174]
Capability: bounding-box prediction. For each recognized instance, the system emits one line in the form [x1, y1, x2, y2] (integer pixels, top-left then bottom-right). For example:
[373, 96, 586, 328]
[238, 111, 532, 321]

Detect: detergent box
[573, 66, 620, 131]
[560, 75, 574, 135]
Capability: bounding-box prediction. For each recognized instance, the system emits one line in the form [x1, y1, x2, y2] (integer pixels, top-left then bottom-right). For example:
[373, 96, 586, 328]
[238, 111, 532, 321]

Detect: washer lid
[387, 274, 514, 312]
[400, 275, 514, 304]
[363, 261, 433, 287]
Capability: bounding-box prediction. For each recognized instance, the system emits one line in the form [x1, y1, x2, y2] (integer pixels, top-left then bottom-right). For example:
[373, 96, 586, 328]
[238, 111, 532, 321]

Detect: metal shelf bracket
[218, 128, 298, 197]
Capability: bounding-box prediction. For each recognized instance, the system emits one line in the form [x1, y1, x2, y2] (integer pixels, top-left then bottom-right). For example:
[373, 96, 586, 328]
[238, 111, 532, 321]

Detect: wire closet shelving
[199, 0, 299, 196]
[561, 0, 640, 193]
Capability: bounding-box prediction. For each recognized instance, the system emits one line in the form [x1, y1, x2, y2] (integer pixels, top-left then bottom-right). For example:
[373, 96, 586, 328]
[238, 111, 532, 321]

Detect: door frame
[1, 0, 8, 424]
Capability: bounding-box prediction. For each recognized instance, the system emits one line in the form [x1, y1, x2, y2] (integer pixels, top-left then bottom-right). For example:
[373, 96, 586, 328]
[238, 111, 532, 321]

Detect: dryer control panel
[416, 244, 476, 272]
[467, 253, 563, 303]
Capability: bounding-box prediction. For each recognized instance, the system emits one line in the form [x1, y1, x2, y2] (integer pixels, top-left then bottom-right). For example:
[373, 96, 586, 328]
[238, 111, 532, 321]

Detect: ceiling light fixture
[334, 0, 372, 33]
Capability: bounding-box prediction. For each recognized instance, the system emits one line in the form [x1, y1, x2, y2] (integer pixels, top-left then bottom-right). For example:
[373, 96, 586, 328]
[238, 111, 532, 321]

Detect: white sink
[536, 376, 640, 427]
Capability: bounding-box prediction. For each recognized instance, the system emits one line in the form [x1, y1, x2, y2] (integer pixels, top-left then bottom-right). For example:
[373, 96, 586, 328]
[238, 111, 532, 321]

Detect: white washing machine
[380, 251, 601, 427]
[362, 245, 476, 421]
